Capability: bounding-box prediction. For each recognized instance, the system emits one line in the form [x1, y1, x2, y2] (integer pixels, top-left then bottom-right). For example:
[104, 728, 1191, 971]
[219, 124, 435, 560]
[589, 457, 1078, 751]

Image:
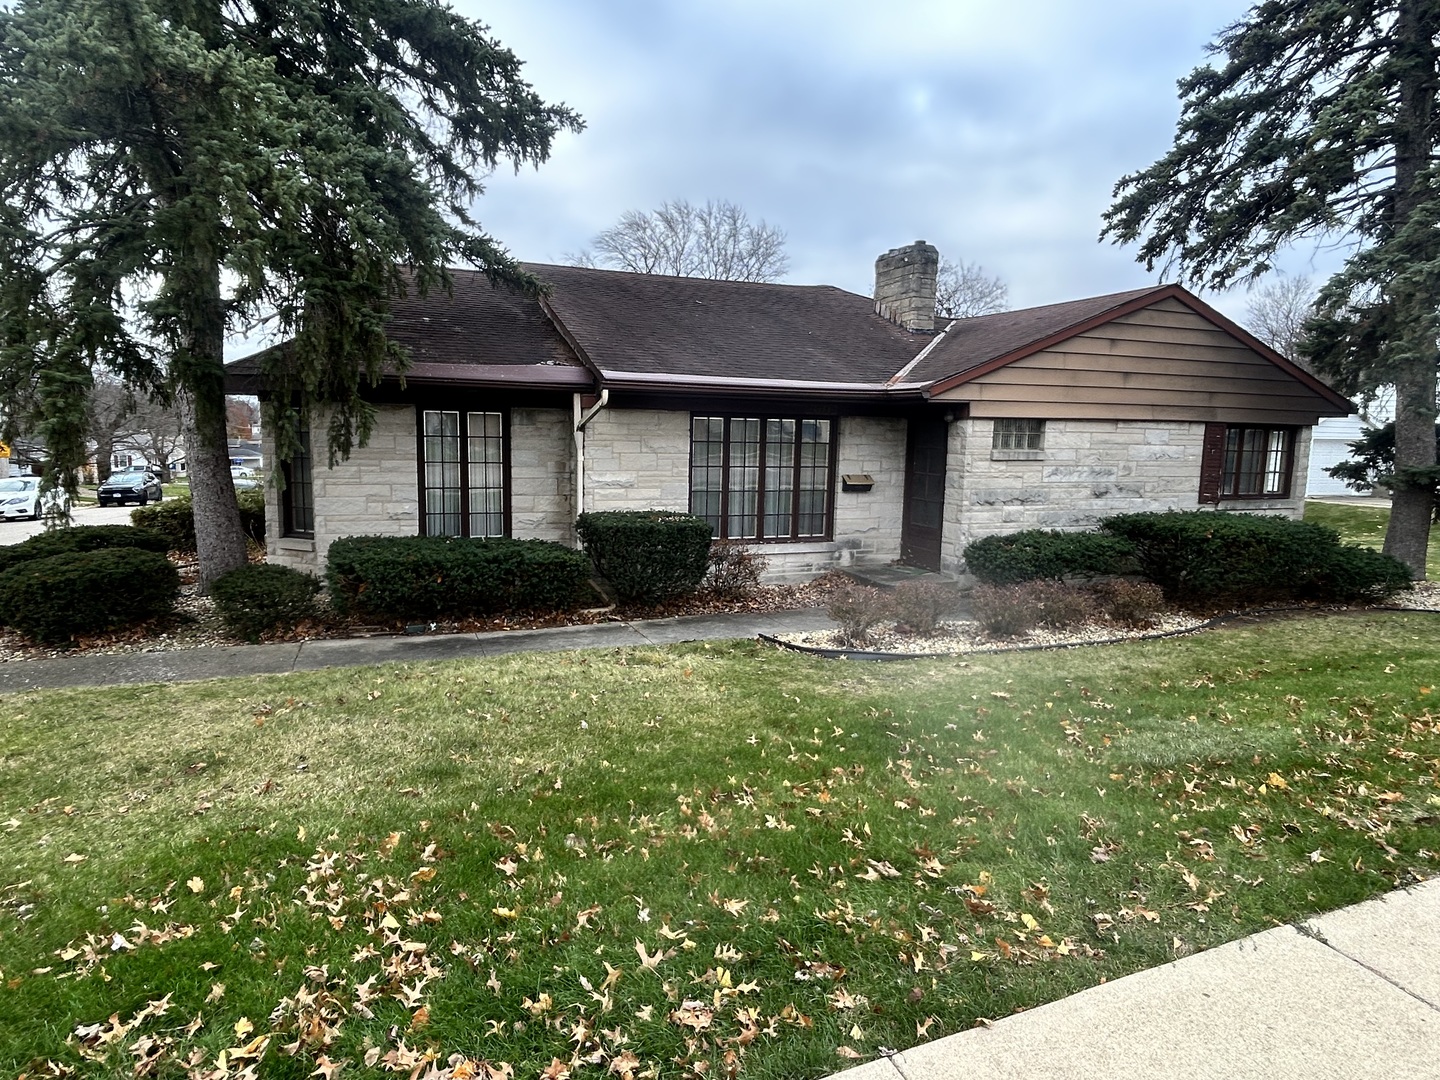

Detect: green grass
[2, 614, 1438, 1077]
[1304, 499, 1440, 579]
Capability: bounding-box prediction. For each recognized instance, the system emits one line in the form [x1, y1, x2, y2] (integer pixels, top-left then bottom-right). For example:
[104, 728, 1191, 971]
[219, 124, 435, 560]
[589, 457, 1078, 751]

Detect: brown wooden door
[901, 418, 948, 571]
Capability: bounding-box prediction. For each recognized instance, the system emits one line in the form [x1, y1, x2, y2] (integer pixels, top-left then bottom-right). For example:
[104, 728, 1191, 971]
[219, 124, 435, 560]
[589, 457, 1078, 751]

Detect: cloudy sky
[449, 0, 1336, 323]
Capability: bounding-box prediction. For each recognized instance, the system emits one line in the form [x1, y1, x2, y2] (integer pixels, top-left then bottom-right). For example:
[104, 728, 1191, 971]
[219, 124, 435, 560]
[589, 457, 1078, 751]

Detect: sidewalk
[833, 877, 1440, 1080]
[0, 607, 837, 693]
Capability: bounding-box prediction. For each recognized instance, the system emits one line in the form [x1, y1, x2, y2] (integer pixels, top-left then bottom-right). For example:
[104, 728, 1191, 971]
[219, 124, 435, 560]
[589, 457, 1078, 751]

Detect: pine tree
[1102, 0, 1440, 577]
[0, 0, 580, 587]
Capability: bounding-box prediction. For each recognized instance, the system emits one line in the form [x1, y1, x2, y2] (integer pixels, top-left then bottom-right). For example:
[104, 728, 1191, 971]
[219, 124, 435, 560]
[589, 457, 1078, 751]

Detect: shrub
[1089, 579, 1167, 629]
[890, 580, 962, 635]
[0, 524, 170, 576]
[970, 581, 1096, 639]
[703, 540, 769, 600]
[576, 510, 713, 603]
[211, 564, 322, 642]
[826, 582, 892, 647]
[1312, 545, 1414, 604]
[962, 529, 1135, 585]
[132, 490, 266, 552]
[1099, 510, 1412, 605]
[0, 548, 179, 644]
[326, 535, 589, 620]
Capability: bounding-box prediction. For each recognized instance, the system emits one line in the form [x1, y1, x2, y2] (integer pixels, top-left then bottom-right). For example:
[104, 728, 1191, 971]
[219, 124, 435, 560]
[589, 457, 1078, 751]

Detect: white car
[0, 477, 71, 520]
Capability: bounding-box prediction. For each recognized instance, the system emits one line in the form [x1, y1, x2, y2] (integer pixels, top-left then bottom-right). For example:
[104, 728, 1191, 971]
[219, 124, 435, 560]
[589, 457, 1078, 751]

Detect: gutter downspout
[572, 388, 609, 526]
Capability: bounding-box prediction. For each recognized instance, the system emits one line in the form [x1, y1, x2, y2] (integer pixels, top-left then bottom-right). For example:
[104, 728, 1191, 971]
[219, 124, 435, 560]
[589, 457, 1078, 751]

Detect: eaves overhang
[598, 369, 931, 401]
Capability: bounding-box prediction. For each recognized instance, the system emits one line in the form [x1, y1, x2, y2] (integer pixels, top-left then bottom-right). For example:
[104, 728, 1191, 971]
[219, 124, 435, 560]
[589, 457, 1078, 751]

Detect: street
[0, 503, 142, 545]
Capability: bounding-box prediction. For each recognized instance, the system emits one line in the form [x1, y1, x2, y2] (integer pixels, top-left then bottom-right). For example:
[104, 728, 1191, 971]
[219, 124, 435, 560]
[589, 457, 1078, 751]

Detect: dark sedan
[97, 469, 164, 507]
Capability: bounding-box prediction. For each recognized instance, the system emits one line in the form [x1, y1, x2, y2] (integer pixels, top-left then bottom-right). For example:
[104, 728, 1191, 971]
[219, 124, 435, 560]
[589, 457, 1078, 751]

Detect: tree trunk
[1385, 369, 1437, 578]
[180, 248, 248, 593]
[1379, 0, 1438, 580]
[94, 435, 114, 484]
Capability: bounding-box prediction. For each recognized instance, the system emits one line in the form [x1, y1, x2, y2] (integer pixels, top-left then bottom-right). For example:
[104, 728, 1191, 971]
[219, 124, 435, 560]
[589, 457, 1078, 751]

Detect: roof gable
[927, 290, 1351, 423]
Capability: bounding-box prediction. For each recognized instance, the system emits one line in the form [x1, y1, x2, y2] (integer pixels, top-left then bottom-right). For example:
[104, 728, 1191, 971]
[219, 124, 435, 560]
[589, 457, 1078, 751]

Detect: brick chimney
[873, 241, 939, 332]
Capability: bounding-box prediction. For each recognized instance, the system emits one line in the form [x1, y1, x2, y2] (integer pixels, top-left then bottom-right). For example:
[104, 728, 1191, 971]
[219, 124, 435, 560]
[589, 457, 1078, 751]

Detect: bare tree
[934, 258, 1009, 319]
[574, 199, 789, 282]
[1244, 274, 1317, 367]
[116, 398, 186, 482]
[88, 376, 135, 484]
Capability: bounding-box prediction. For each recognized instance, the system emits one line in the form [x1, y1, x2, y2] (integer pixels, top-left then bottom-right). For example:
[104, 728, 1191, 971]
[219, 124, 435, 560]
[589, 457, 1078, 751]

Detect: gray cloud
[455, 1, 1327, 319]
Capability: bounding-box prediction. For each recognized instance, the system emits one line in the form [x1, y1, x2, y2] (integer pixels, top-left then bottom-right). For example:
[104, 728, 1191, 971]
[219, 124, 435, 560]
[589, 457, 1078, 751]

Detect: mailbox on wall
[841, 473, 875, 492]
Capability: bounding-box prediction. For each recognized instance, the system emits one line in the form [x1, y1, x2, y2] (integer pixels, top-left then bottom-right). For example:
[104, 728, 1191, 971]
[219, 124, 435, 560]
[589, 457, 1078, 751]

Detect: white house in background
[1305, 390, 1394, 497]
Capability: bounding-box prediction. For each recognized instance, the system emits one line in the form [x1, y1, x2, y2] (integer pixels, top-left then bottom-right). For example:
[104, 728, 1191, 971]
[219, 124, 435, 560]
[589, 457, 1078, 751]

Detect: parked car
[97, 469, 164, 507]
[0, 477, 71, 521]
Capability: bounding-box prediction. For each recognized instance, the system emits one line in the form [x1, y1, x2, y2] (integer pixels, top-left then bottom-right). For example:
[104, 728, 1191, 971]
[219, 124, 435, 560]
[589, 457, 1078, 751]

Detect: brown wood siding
[932, 300, 1346, 425]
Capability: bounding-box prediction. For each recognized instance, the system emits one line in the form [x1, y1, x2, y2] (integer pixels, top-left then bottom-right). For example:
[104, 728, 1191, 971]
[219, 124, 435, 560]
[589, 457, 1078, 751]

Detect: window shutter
[1198, 422, 1226, 504]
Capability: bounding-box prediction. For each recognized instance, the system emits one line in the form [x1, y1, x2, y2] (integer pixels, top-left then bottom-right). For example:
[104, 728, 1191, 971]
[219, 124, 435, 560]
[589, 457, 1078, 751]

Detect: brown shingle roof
[387, 268, 582, 370]
[524, 262, 922, 385]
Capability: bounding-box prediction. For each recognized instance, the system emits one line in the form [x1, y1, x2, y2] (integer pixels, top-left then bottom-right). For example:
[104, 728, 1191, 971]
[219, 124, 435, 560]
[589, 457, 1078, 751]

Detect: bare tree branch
[934, 258, 1009, 319]
[576, 199, 789, 281]
[1243, 273, 1317, 367]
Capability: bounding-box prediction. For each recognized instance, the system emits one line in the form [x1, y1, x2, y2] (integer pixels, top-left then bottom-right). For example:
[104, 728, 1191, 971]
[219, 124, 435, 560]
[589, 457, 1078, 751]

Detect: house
[226, 242, 1353, 582]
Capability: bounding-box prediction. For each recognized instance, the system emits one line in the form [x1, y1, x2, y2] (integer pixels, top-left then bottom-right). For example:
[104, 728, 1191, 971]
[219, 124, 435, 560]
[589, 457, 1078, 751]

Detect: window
[281, 426, 314, 537]
[1199, 423, 1295, 502]
[420, 409, 507, 537]
[690, 415, 833, 540]
[991, 418, 1045, 458]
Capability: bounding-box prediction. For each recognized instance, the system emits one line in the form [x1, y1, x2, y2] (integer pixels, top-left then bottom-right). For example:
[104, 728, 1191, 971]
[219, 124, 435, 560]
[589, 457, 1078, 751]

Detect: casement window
[1199, 423, 1295, 502]
[281, 426, 314, 538]
[420, 408, 507, 537]
[690, 415, 833, 541]
[991, 418, 1045, 459]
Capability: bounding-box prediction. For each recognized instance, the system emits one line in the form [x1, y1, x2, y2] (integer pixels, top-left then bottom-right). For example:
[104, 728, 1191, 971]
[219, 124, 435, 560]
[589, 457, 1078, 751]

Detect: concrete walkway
[833, 877, 1440, 1080]
[0, 607, 838, 693]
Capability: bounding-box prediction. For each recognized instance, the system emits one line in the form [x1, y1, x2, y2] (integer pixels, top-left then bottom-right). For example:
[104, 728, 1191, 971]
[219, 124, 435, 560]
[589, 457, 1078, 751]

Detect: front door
[901, 417, 948, 571]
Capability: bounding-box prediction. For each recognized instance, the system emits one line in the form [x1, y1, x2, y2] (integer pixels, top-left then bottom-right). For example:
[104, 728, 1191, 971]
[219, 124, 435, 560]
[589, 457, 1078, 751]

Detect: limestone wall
[941, 418, 1310, 575]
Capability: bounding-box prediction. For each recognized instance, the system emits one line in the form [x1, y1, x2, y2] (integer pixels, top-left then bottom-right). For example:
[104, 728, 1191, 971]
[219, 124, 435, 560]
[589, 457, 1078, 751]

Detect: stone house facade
[230, 243, 1351, 582]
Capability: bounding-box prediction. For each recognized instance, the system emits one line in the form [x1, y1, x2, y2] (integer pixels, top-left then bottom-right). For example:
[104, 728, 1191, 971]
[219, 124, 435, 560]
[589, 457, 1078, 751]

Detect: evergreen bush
[131, 489, 266, 551]
[962, 529, 1135, 585]
[1099, 511, 1412, 605]
[211, 563, 322, 642]
[0, 548, 179, 643]
[326, 535, 589, 620]
[0, 524, 170, 576]
[576, 510, 713, 603]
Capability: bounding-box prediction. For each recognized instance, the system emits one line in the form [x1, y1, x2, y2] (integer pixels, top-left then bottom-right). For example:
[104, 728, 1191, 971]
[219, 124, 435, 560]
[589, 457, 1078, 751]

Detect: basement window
[991, 418, 1045, 460]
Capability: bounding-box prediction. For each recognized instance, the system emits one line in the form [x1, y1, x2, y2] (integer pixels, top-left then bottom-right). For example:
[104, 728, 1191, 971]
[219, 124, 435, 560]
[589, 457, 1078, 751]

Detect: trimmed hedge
[0, 524, 170, 576]
[131, 489, 266, 552]
[576, 510, 713, 603]
[212, 564, 322, 642]
[1099, 511, 1412, 605]
[0, 548, 179, 643]
[962, 529, 1135, 585]
[326, 535, 590, 620]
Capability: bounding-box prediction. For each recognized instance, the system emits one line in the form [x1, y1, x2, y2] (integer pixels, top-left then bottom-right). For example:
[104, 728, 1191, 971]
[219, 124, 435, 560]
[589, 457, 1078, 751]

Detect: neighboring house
[226, 242, 1352, 581]
[1305, 390, 1393, 497]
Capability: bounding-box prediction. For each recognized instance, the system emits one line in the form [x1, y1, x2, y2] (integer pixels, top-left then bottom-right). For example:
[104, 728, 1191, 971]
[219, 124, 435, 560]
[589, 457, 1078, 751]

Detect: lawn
[2, 613, 1437, 1078]
[1304, 499, 1440, 580]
